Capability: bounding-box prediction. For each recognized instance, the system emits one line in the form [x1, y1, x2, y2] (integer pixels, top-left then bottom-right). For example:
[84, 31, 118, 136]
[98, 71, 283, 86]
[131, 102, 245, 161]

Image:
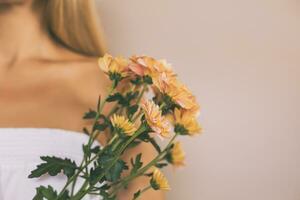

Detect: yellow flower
[98, 54, 129, 78]
[173, 108, 202, 136]
[167, 141, 185, 167]
[150, 168, 171, 191]
[141, 100, 170, 138]
[98, 53, 113, 72]
[110, 114, 137, 136]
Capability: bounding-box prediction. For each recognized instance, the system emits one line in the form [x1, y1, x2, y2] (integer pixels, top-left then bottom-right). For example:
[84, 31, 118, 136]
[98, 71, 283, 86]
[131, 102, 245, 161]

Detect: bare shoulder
[45, 45, 110, 110]
[66, 56, 111, 110]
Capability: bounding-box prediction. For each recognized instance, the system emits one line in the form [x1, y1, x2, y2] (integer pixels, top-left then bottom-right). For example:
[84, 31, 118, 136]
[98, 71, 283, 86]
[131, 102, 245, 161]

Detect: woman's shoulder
[61, 55, 110, 110]
[44, 47, 110, 111]
[73, 56, 110, 108]
[39, 41, 110, 111]
[47, 54, 110, 132]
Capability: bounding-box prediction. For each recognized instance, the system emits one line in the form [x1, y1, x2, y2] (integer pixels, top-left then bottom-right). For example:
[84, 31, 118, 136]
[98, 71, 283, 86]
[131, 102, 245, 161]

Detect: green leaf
[82, 127, 90, 136]
[148, 137, 161, 153]
[161, 94, 180, 115]
[131, 76, 142, 85]
[109, 72, 123, 88]
[98, 152, 114, 165]
[128, 105, 139, 118]
[143, 75, 153, 85]
[33, 185, 58, 200]
[28, 156, 77, 179]
[130, 153, 143, 175]
[58, 190, 70, 200]
[90, 146, 101, 154]
[82, 144, 100, 158]
[107, 91, 139, 108]
[106, 93, 124, 103]
[150, 178, 160, 190]
[143, 172, 153, 177]
[174, 124, 189, 135]
[155, 162, 169, 169]
[93, 122, 108, 132]
[105, 160, 128, 182]
[99, 184, 111, 190]
[89, 166, 104, 185]
[133, 190, 141, 200]
[137, 127, 151, 141]
[125, 91, 139, 103]
[82, 144, 90, 156]
[83, 109, 97, 119]
[127, 140, 141, 149]
[33, 190, 44, 200]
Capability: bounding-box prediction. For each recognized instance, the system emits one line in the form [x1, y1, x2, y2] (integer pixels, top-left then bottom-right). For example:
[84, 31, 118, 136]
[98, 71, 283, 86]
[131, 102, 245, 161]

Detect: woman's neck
[0, 3, 56, 68]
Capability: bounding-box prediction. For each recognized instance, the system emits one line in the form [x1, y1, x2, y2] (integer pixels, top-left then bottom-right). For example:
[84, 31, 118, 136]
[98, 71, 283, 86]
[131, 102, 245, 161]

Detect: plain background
[96, 0, 300, 200]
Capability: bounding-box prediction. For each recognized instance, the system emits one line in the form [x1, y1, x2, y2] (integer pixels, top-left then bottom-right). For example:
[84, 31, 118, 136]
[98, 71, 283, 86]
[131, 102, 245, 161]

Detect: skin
[0, 1, 165, 199]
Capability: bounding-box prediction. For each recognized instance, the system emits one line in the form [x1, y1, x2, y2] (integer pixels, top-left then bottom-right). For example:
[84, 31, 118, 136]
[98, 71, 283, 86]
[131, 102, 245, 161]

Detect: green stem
[140, 185, 152, 194]
[131, 85, 147, 122]
[73, 125, 148, 199]
[107, 104, 120, 118]
[57, 86, 115, 199]
[131, 110, 143, 122]
[70, 159, 85, 196]
[136, 84, 147, 104]
[132, 185, 152, 200]
[110, 132, 179, 196]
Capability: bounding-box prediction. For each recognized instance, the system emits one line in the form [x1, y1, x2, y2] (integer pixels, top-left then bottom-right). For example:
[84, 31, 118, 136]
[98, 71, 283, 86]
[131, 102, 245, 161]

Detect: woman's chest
[0, 78, 88, 131]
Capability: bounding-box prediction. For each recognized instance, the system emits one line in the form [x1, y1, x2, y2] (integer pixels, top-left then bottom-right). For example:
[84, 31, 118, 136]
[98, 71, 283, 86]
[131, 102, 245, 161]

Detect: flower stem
[57, 86, 115, 198]
[72, 124, 148, 199]
[109, 132, 179, 197]
[132, 185, 152, 200]
[140, 185, 152, 194]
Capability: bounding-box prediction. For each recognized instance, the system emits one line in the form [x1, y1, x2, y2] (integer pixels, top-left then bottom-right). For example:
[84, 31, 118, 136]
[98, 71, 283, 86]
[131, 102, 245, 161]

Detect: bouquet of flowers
[28, 54, 202, 200]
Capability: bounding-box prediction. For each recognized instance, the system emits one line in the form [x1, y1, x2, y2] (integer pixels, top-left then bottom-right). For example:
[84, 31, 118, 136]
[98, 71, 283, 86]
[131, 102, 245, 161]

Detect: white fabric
[0, 128, 101, 200]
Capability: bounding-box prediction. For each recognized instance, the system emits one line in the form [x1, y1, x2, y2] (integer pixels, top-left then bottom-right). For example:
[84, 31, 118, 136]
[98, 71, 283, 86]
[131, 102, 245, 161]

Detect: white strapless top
[0, 128, 102, 200]
[0, 128, 97, 165]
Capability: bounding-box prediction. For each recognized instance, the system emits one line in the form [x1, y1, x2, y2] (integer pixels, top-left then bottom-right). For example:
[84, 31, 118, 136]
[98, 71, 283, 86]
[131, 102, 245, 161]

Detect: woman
[0, 0, 162, 199]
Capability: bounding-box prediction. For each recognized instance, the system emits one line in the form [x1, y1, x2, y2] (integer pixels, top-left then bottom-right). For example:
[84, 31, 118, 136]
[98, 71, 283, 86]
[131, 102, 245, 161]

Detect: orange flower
[166, 81, 199, 113]
[151, 61, 177, 94]
[129, 55, 152, 76]
[130, 56, 177, 89]
[141, 100, 170, 138]
[131, 56, 200, 113]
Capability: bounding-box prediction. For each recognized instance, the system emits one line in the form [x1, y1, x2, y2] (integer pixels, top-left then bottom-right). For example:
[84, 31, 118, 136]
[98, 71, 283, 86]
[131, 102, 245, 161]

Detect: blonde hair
[40, 0, 106, 57]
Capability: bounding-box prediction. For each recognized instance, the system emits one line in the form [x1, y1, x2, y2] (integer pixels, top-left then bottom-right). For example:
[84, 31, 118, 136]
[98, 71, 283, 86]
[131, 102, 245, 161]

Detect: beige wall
[96, 0, 300, 199]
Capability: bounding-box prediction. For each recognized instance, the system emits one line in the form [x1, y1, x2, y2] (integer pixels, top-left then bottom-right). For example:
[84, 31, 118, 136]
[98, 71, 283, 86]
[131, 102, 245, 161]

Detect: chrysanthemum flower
[129, 55, 153, 76]
[98, 54, 130, 78]
[141, 100, 170, 138]
[172, 108, 202, 136]
[98, 53, 113, 72]
[165, 81, 199, 113]
[150, 168, 171, 191]
[131, 56, 200, 114]
[110, 114, 137, 136]
[130, 56, 177, 88]
[167, 141, 185, 167]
